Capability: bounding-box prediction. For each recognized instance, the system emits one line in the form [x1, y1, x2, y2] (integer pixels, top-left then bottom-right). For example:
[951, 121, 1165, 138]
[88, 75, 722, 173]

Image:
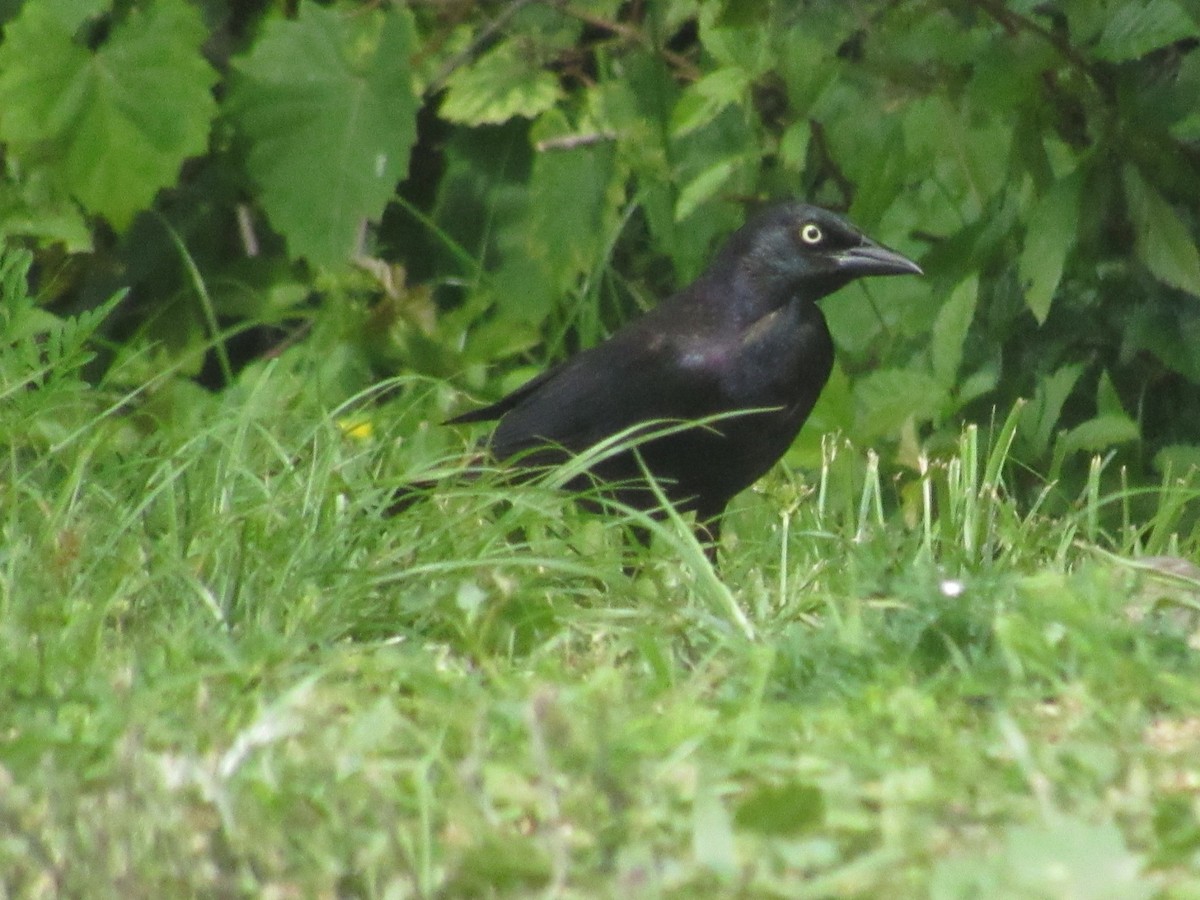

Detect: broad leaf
[0, 170, 92, 252]
[1124, 302, 1200, 382]
[440, 41, 561, 126]
[1020, 172, 1081, 323]
[932, 276, 978, 385]
[1019, 362, 1085, 459]
[1057, 370, 1139, 458]
[778, 121, 810, 170]
[1124, 166, 1200, 297]
[1095, 0, 1198, 61]
[526, 112, 618, 284]
[230, 2, 419, 268]
[1060, 414, 1140, 458]
[855, 368, 947, 438]
[675, 157, 741, 222]
[1155, 444, 1200, 475]
[669, 67, 751, 138]
[490, 111, 619, 324]
[1096, 369, 1127, 418]
[0, 0, 218, 230]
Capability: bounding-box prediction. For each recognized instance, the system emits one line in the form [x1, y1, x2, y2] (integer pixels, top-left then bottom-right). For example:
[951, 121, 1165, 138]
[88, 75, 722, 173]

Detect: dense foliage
[1, 0, 1199, 483]
[4, 4, 1200, 894]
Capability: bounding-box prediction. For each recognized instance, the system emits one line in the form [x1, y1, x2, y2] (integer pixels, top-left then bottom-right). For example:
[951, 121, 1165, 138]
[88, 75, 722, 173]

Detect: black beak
[836, 240, 923, 277]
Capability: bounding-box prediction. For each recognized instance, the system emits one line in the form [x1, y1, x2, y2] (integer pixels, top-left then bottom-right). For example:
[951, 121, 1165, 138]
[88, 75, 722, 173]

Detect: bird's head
[717, 202, 922, 303]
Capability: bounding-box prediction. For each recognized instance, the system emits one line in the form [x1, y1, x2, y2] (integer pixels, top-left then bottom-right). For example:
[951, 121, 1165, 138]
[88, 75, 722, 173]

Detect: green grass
[5, 269, 1200, 896]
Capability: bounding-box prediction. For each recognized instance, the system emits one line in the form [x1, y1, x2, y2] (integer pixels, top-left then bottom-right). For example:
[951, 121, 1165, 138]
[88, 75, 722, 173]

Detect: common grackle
[443, 202, 921, 544]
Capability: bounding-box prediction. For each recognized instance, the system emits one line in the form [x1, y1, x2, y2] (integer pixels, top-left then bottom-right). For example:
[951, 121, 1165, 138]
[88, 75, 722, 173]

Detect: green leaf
[932, 276, 977, 385]
[1056, 370, 1139, 458]
[1154, 444, 1200, 475]
[669, 67, 751, 138]
[1095, 0, 1198, 61]
[1124, 301, 1200, 382]
[1020, 172, 1081, 323]
[855, 368, 947, 438]
[440, 41, 561, 126]
[778, 120, 810, 170]
[0, 170, 92, 252]
[1124, 165, 1200, 297]
[1095, 369, 1126, 418]
[698, 4, 770, 71]
[230, 2, 419, 268]
[714, 0, 773, 29]
[1019, 362, 1085, 459]
[0, 0, 218, 230]
[29, 0, 107, 32]
[675, 157, 741, 222]
[1060, 414, 1140, 458]
[526, 112, 618, 283]
[489, 110, 619, 324]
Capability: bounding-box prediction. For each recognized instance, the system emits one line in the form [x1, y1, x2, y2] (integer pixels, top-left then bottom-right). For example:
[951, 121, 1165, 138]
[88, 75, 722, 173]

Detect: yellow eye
[800, 223, 823, 244]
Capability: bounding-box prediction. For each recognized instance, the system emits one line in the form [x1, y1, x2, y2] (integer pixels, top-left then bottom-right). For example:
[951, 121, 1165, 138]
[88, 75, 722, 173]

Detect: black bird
[444, 202, 921, 544]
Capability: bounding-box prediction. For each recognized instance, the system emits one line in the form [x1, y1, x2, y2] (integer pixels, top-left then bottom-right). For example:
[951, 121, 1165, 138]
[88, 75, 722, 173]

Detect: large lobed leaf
[0, 0, 218, 231]
[230, 2, 419, 268]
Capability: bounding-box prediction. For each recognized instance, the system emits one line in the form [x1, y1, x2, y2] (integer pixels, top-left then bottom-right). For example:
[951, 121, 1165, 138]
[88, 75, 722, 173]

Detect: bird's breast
[720, 300, 833, 409]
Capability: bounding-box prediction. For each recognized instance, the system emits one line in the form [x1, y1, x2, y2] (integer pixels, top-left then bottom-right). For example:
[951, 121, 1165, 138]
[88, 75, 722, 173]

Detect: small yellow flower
[338, 418, 374, 441]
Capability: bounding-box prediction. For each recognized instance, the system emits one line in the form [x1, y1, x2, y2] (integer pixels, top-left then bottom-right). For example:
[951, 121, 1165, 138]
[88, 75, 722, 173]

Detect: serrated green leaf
[230, 2, 419, 268]
[1057, 370, 1139, 458]
[1095, 0, 1197, 61]
[1060, 414, 1140, 458]
[958, 361, 999, 406]
[34, 0, 107, 32]
[0, 0, 218, 230]
[932, 276, 977, 385]
[675, 157, 740, 222]
[0, 9, 85, 145]
[1123, 166, 1200, 297]
[669, 67, 750, 138]
[855, 368, 947, 438]
[440, 41, 561, 126]
[699, 4, 770, 71]
[1124, 301, 1200, 382]
[1019, 362, 1085, 459]
[1020, 172, 1081, 323]
[0, 171, 92, 252]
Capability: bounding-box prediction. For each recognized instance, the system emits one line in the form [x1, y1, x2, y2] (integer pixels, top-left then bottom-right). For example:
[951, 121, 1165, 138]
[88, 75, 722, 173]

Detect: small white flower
[940, 579, 965, 598]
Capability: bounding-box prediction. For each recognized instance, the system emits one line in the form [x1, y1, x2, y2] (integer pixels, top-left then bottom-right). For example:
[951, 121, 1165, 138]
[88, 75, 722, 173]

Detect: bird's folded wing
[480, 328, 724, 459]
